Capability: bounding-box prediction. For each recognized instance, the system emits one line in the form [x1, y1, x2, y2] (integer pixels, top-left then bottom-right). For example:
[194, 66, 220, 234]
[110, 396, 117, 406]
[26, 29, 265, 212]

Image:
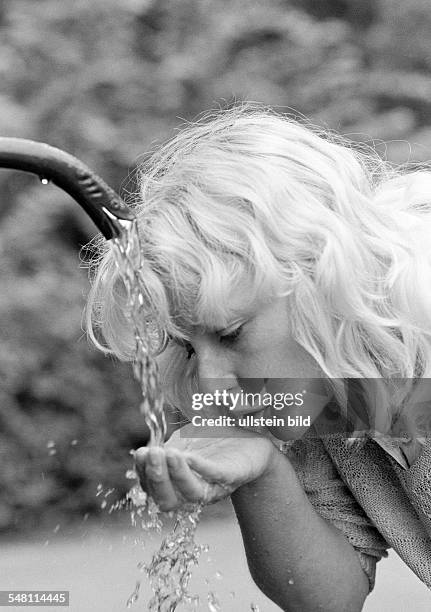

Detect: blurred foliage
[1, 0, 431, 533]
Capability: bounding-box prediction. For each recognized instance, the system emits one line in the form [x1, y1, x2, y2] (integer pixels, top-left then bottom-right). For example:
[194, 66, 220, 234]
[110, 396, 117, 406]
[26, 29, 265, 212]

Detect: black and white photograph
[1, 1, 431, 610]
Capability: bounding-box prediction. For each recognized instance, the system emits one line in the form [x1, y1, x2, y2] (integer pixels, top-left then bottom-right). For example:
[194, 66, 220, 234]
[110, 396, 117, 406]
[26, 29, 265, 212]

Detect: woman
[86, 105, 431, 611]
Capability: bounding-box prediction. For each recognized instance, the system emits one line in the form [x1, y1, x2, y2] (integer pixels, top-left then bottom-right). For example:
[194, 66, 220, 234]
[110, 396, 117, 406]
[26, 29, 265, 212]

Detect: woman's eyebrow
[170, 311, 253, 340]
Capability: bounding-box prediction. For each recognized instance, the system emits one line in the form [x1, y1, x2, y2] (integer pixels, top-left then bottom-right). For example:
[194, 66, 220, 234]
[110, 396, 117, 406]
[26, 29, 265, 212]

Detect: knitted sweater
[284, 433, 431, 591]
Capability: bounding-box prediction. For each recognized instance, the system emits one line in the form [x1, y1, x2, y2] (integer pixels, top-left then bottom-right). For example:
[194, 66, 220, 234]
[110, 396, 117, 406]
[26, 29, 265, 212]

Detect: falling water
[111, 219, 207, 610]
[111, 218, 166, 447]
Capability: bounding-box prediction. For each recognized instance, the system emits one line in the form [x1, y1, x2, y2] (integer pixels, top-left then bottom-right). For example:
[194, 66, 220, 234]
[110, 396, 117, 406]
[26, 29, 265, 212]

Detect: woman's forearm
[231, 449, 369, 612]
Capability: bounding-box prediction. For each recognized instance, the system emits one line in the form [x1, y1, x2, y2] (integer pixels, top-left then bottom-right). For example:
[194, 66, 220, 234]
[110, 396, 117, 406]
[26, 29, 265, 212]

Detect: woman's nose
[195, 343, 236, 395]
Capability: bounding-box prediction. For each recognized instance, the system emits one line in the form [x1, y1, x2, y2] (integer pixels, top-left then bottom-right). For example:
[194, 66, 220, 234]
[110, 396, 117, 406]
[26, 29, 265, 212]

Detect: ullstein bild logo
[179, 378, 431, 439]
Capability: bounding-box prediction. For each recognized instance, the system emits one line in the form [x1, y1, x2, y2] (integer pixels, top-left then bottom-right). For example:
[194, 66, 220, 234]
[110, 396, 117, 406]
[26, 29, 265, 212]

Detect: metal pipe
[0, 137, 135, 239]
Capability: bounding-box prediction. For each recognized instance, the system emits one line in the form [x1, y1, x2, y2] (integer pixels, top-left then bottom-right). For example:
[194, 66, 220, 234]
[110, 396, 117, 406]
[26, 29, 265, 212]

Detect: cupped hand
[134, 424, 279, 511]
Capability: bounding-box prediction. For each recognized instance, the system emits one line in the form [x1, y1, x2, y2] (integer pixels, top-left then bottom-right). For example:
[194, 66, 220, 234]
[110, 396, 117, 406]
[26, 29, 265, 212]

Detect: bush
[2, 0, 431, 532]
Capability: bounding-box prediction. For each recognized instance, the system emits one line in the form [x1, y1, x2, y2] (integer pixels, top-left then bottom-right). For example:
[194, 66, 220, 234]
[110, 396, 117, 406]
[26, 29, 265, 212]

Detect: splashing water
[144, 505, 206, 611]
[207, 591, 221, 612]
[111, 220, 206, 610]
[127, 581, 141, 609]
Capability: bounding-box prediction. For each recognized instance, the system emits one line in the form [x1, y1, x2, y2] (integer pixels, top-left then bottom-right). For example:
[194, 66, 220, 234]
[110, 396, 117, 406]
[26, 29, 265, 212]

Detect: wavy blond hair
[84, 103, 431, 437]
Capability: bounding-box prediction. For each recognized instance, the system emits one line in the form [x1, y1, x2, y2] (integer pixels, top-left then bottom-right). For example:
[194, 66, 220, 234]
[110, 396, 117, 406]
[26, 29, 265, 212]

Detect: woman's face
[178, 289, 331, 440]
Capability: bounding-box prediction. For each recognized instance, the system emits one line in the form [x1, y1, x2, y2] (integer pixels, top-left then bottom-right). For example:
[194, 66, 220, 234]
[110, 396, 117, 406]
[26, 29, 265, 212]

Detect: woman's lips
[230, 405, 266, 416]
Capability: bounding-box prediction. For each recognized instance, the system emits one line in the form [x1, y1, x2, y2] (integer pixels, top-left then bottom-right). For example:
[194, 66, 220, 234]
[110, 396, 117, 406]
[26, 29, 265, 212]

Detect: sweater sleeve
[394, 438, 431, 539]
[284, 437, 389, 592]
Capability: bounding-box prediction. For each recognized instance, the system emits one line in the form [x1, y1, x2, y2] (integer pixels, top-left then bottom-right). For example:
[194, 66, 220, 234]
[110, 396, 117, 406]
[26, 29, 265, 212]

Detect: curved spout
[0, 137, 135, 240]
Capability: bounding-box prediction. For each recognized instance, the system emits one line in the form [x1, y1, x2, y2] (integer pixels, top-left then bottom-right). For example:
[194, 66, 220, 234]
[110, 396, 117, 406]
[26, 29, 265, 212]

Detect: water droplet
[48, 449, 57, 456]
[53, 524, 60, 534]
[215, 571, 223, 580]
[288, 578, 294, 585]
[100, 500, 107, 509]
[70, 439, 78, 446]
[46, 441, 55, 448]
[207, 591, 221, 612]
[126, 581, 140, 608]
[127, 485, 147, 507]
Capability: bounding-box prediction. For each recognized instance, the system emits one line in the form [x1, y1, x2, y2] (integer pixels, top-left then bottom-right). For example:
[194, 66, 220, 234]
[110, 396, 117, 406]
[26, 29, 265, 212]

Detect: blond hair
[84, 103, 431, 437]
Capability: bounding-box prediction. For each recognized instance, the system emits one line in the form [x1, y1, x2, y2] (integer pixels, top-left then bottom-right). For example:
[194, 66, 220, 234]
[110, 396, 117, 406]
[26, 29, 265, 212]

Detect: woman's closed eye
[218, 324, 243, 345]
[178, 323, 245, 360]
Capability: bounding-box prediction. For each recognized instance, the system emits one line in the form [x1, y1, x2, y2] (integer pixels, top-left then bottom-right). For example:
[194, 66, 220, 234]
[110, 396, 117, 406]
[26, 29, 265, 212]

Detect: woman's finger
[144, 447, 179, 511]
[165, 449, 207, 502]
[185, 453, 227, 484]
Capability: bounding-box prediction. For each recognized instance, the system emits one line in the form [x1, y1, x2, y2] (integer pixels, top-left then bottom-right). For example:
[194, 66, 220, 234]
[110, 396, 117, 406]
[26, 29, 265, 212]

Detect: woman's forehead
[172, 285, 266, 335]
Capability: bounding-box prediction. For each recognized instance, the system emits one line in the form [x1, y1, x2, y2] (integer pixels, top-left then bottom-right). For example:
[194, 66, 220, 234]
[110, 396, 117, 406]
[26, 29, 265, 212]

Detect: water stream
[111, 219, 208, 611]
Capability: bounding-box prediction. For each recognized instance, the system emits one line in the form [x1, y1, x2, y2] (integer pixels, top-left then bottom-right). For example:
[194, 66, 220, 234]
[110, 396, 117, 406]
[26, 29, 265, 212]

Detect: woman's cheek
[264, 379, 332, 441]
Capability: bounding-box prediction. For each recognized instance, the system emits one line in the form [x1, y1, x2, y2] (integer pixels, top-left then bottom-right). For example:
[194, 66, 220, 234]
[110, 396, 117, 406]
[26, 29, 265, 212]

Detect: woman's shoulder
[320, 433, 431, 515]
[280, 431, 431, 492]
